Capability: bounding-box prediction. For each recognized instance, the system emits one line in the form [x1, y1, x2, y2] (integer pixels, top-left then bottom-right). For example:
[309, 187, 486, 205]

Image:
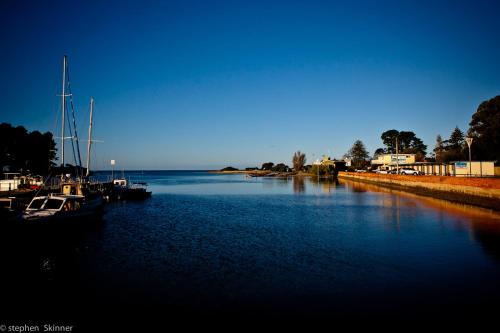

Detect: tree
[310, 164, 335, 177]
[0, 123, 57, 175]
[441, 126, 466, 162]
[380, 129, 427, 160]
[271, 163, 290, 172]
[347, 140, 369, 168]
[448, 126, 465, 150]
[468, 95, 500, 161]
[292, 151, 306, 172]
[261, 162, 274, 170]
[381, 129, 400, 153]
[433, 134, 445, 163]
[373, 148, 385, 159]
[444, 127, 465, 161]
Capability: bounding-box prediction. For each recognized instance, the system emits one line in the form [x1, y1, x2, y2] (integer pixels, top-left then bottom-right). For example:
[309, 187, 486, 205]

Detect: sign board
[391, 155, 407, 162]
[455, 162, 467, 169]
[110, 159, 116, 166]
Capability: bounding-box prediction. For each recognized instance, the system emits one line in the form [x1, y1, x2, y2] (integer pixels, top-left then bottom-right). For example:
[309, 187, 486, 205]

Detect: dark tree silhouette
[347, 140, 369, 168]
[380, 129, 427, 160]
[272, 163, 290, 172]
[0, 123, 57, 175]
[434, 134, 445, 163]
[261, 162, 274, 170]
[468, 95, 500, 161]
[441, 126, 466, 162]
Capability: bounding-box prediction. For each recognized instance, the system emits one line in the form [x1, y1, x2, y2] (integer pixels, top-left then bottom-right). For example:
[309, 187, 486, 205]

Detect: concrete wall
[338, 172, 500, 210]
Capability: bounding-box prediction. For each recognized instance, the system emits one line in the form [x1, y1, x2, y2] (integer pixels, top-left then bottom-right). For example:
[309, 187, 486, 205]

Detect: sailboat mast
[61, 55, 67, 168]
[86, 97, 94, 177]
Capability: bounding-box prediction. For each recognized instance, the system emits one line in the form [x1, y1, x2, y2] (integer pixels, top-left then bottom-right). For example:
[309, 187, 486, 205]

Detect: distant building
[0, 173, 23, 191]
[316, 155, 347, 171]
[371, 154, 416, 170]
[370, 155, 496, 177]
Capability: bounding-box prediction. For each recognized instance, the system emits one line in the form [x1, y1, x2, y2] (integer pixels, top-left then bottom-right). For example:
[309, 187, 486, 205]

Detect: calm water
[2, 170, 500, 326]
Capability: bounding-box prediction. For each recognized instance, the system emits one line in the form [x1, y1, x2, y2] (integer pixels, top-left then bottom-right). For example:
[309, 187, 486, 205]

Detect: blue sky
[1, 0, 499, 169]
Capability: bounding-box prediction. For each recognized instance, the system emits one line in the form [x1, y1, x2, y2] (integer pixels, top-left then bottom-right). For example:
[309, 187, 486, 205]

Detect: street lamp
[466, 137, 473, 177]
[111, 159, 116, 180]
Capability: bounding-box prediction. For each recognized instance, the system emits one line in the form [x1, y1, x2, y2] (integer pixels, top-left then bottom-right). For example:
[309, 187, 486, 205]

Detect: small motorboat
[112, 179, 152, 200]
[22, 193, 103, 224]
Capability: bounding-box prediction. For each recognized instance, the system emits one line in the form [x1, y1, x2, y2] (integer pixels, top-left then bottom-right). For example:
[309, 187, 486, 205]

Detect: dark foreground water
[2, 171, 500, 328]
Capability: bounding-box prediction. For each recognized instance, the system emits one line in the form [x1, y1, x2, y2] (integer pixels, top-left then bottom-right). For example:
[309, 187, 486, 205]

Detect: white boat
[22, 193, 103, 223]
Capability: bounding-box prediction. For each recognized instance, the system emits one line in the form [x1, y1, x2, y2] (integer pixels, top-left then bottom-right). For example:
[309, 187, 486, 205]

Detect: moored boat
[22, 193, 103, 225]
[112, 178, 152, 200]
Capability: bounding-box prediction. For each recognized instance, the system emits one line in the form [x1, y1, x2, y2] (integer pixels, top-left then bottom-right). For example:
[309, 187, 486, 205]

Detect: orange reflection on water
[341, 179, 500, 261]
[341, 179, 500, 221]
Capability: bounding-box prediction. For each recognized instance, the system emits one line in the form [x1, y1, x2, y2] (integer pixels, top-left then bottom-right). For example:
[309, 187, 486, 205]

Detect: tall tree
[381, 129, 400, 153]
[433, 134, 445, 163]
[347, 140, 369, 168]
[292, 151, 306, 171]
[442, 126, 466, 162]
[468, 95, 500, 161]
[448, 126, 465, 150]
[380, 129, 427, 160]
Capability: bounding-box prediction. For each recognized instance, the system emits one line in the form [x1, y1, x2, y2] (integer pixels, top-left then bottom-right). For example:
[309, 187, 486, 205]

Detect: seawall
[338, 172, 500, 211]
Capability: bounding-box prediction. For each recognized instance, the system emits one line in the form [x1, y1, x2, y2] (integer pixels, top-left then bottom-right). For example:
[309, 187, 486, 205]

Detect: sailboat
[22, 56, 104, 224]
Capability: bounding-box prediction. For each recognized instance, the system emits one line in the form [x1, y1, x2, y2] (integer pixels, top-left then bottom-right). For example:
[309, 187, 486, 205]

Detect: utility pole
[395, 137, 399, 174]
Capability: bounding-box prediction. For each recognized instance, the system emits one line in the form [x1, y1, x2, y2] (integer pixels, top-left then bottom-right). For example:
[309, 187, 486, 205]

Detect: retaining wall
[338, 172, 500, 211]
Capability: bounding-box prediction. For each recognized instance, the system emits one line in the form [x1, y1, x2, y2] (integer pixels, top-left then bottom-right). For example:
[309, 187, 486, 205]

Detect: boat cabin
[113, 179, 128, 187]
[26, 194, 84, 212]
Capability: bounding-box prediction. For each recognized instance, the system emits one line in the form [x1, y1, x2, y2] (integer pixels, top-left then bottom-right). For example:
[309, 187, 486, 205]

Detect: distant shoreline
[208, 170, 314, 177]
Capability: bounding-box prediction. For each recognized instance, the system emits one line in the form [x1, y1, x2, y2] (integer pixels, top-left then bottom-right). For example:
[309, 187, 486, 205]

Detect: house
[0, 173, 24, 191]
[317, 155, 347, 171]
[371, 154, 416, 170]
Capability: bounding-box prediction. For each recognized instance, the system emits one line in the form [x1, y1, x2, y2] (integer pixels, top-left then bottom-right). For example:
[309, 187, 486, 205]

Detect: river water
[2, 171, 500, 327]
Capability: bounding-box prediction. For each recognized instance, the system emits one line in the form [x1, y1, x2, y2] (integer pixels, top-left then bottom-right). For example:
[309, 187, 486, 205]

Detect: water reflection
[308, 176, 340, 194]
[293, 176, 305, 193]
[471, 222, 500, 261]
[341, 179, 500, 261]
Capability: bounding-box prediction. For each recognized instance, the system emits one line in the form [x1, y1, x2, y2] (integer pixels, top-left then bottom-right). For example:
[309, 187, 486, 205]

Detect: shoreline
[208, 170, 313, 177]
[210, 170, 500, 211]
[338, 172, 500, 211]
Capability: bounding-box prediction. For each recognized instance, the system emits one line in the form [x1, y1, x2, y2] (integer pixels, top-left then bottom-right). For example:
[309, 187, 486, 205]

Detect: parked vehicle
[400, 168, 419, 175]
[376, 169, 389, 174]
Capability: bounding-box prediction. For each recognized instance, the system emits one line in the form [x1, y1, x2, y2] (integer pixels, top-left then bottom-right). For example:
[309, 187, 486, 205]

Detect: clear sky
[1, 0, 499, 170]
